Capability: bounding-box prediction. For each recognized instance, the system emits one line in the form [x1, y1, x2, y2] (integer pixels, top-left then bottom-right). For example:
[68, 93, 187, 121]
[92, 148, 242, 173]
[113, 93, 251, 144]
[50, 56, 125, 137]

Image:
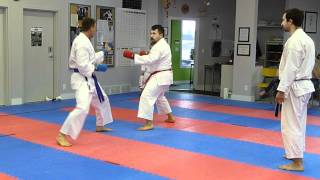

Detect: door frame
[23, 8, 59, 101]
[168, 16, 200, 89]
[0, 7, 8, 105]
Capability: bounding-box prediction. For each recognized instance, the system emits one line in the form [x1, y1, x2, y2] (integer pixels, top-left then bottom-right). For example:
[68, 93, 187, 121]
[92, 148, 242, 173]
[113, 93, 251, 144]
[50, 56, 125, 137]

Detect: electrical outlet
[244, 85, 248, 91]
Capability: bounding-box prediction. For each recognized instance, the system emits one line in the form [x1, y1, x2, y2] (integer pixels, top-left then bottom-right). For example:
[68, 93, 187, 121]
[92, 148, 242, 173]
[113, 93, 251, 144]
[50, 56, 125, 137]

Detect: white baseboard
[130, 86, 140, 92]
[10, 98, 23, 105]
[61, 93, 75, 100]
[231, 94, 255, 102]
[102, 84, 132, 95]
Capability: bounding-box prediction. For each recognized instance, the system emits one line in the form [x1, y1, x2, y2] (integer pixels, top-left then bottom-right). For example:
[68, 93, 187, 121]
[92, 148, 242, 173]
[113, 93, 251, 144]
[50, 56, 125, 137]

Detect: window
[181, 20, 196, 68]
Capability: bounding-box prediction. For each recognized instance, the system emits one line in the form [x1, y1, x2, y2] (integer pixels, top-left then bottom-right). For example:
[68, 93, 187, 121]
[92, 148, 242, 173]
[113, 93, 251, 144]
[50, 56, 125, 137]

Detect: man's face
[281, 13, 291, 32]
[150, 29, 163, 45]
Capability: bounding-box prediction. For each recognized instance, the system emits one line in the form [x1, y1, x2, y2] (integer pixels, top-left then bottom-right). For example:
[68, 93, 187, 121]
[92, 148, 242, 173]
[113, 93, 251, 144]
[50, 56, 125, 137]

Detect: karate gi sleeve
[75, 46, 95, 77]
[94, 51, 105, 64]
[134, 47, 161, 65]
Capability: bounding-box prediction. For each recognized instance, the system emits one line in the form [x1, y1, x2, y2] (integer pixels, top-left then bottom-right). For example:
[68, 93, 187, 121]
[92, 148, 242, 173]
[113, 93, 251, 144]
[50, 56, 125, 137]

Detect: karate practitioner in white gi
[57, 18, 113, 147]
[123, 25, 175, 131]
[276, 8, 315, 171]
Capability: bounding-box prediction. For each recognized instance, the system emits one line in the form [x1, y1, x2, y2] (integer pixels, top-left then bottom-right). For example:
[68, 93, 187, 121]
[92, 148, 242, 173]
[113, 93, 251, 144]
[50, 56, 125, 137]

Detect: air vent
[122, 0, 142, 10]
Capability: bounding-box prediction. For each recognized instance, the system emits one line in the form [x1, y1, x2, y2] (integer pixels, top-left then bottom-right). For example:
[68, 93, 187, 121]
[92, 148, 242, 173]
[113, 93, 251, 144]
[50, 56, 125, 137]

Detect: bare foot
[138, 120, 154, 131]
[96, 126, 113, 132]
[56, 133, 72, 147]
[165, 113, 175, 123]
[279, 161, 304, 171]
[165, 118, 175, 123]
[138, 124, 154, 131]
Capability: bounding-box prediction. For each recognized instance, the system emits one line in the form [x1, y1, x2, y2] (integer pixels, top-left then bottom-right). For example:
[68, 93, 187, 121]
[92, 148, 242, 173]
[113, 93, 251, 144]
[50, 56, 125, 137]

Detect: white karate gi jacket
[277, 28, 315, 159]
[277, 28, 315, 96]
[69, 33, 105, 92]
[134, 38, 173, 86]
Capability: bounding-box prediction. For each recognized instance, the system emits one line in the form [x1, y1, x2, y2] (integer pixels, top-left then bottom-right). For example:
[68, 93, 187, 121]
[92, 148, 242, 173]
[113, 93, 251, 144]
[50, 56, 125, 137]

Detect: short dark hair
[284, 8, 304, 27]
[81, 18, 96, 32]
[151, 25, 164, 36]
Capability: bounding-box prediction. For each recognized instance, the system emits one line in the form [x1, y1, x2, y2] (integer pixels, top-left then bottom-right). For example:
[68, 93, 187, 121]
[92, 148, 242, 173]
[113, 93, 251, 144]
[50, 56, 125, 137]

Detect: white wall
[159, 0, 236, 90]
[0, 0, 69, 105]
[0, 0, 158, 105]
[0, 8, 5, 105]
[258, 0, 285, 56]
[285, 0, 320, 54]
[63, 0, 140, 99]
[64, 0, 159, 98]
[196, 0, 236, 90]
[160, 0, 200, 26]
[142, 0, 160, 46]
[231, 0, 258, 102]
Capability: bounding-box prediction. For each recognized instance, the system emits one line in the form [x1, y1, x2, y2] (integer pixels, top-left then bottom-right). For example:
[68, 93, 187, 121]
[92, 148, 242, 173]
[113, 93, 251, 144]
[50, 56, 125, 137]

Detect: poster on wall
[237, 44, 251, 56]
[238, 27, 250, 42]
[304, 11, 318, 33]
[69, 4, 91, 47]
[96, 6, 115, 66]
[31, 27, 42, 47]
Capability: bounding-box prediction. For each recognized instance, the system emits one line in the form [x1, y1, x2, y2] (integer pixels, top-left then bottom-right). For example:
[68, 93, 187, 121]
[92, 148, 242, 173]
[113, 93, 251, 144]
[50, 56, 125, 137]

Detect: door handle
[48, 46, 54, 58]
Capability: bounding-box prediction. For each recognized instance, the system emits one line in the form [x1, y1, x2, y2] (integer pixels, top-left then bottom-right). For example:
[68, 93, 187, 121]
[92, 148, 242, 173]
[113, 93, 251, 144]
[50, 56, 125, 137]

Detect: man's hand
[275, 91, 285, 104]
[123, 50, 134, 59]
[139, 51, 148, 56]
[95, 64, 108, 72]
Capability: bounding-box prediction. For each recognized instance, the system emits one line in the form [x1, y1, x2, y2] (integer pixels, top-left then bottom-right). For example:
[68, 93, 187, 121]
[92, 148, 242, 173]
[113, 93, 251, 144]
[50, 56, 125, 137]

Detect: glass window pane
[181, 20, 196, 68]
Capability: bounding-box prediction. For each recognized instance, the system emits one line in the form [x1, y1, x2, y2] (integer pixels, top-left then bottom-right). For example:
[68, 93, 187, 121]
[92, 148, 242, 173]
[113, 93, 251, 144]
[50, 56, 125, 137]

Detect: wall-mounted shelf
[264, 41, 283, 67]
[258, 25, 281, 28]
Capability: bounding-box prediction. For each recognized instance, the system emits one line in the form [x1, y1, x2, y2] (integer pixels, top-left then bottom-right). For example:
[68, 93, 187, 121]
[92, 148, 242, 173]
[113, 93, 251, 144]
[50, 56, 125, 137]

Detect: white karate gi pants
[138, 77, 172, 121]
[60, 83, 113, 139]
[281, 89, 311, 159]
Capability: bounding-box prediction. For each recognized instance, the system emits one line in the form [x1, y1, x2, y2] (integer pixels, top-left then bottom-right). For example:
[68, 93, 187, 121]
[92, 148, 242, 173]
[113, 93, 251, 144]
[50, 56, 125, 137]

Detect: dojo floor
[0, 92, 319, 180]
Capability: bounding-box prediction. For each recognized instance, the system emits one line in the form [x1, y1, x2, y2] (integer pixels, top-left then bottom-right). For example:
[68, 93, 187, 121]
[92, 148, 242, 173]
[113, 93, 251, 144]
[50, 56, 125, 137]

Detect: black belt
[275, 103, 282, 117]
[294, 79, 311, 81]
[72, 68, 105, 103]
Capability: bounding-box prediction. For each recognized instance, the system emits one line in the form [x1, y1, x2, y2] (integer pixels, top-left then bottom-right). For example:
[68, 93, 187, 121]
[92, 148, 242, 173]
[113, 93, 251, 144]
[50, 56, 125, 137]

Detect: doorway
[169, 18, 198, 91]
[23, 10, 55, 103]
[0, 8, 5, 105]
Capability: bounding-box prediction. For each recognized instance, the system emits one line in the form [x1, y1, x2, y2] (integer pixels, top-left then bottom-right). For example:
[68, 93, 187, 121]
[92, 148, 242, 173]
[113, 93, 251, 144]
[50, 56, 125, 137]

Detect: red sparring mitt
[123, 50, 134, 59]
[139, 51, 148, 56]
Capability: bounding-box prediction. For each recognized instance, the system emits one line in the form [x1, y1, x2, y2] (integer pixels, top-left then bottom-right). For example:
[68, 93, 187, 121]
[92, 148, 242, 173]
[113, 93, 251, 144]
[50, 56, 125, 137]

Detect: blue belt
[73, 69, 105, 103]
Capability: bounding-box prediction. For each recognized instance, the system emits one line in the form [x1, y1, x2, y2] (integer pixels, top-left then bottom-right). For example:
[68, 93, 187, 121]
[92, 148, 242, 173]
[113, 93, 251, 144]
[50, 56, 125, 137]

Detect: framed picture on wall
[237, 44, 251, 56]
[164, 27, 168, 37]
[238, 27, 250, 42]
[69, 3, 91, 47]
[96, 6, 115, 67]
[304, 11, 318, 33]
